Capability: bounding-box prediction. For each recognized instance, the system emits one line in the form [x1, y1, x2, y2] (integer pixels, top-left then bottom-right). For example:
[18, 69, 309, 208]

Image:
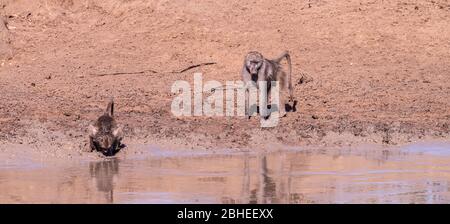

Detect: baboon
[241, 51, 293, 118]
[89, 98, 123, 156]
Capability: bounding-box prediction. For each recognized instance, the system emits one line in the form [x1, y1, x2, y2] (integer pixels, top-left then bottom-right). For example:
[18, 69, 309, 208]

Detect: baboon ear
[89, 124, 98, 136]
[112, 126, 123, 138]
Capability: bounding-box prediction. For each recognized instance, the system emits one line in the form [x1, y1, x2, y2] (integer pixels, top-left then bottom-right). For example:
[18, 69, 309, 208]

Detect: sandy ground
[0, 0, 449, 158]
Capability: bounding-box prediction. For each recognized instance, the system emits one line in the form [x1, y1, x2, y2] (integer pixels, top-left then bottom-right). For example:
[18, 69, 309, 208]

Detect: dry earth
[0, 0, 449, 158]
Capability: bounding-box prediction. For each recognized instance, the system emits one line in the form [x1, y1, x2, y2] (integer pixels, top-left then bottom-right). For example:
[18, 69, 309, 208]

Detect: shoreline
[1, 118, 449, 161]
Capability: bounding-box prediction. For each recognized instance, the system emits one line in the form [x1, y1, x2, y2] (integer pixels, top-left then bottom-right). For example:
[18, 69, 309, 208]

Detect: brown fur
[241, 51, 293, 118]
[89, 98, 123, 156]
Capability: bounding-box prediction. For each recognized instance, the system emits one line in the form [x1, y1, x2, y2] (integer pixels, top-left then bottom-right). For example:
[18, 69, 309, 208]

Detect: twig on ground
[90, 69, 158, 77]
[210, 84, 245, 92]
[90, 62, 217, 77]
[171, 62, 217, 73]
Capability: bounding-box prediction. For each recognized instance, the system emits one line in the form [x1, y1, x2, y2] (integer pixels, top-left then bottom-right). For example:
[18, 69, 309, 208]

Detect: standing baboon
[241, 51, 293, 119]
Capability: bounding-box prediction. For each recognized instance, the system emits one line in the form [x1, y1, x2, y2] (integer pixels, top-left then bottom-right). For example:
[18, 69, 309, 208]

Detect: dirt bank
[0, 14, 12, 62]
[0, 0, 449, 157]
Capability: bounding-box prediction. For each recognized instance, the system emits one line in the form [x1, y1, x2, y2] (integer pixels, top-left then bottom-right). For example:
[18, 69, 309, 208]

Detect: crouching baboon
[241, 51, 294, 119]
[89, 98, 123, 156]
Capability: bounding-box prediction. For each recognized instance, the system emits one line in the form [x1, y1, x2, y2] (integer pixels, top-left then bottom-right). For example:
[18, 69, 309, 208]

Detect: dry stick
[211, 85, 245, 92]
[171, 62, 217, 74]
[90, 62, 216, 77]
[90, 69, 158, 77]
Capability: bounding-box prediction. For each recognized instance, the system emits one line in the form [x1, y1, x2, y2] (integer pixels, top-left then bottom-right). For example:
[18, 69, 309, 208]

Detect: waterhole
[1, 142, 450, 203]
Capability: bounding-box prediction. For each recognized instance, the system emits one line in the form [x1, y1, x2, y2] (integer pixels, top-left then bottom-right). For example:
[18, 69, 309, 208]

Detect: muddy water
[1, 142, 450, 204]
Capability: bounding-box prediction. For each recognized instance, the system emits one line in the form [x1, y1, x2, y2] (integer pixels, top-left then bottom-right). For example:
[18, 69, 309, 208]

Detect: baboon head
[89, 122, 122, 154]
[245, 51, 264, 75]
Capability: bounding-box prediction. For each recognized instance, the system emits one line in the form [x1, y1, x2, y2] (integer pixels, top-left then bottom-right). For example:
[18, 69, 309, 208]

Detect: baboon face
[245, 52, 264, 75]
[89, 123, 122, 154]
[94, 134, 115, 151]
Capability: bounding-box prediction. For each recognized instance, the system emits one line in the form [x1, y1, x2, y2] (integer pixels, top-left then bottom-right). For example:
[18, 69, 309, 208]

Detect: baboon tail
[275, 51, 293, 102]
[105, 97, 114, 117]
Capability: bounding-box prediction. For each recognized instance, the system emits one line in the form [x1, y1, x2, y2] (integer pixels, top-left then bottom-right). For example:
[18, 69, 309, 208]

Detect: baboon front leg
[245, 89, 251, 119]
[246, 87, 259, 119]
[89, 136, 96, 152]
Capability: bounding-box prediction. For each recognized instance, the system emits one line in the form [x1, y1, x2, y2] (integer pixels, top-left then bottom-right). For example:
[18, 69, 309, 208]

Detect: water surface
[1, 142, 450, 203]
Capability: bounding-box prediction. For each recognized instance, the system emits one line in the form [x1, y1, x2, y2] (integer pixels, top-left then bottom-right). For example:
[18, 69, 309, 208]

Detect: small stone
[298, 73, 313, 84]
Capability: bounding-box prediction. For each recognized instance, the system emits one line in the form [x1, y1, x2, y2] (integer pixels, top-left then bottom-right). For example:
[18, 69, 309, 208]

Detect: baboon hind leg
[270, 83, 287, 118]
[276, 71, 289, 117]
[279, 91, 288, 117]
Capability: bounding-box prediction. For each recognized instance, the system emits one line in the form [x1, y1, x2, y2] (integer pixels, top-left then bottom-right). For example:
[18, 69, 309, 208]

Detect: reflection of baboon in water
[249, 156, 277, 204]
[89, 159, 119, 203]
[260, 156, 277, 203]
